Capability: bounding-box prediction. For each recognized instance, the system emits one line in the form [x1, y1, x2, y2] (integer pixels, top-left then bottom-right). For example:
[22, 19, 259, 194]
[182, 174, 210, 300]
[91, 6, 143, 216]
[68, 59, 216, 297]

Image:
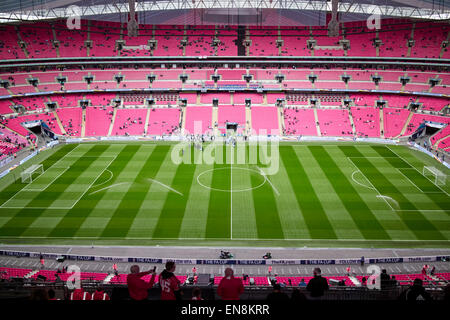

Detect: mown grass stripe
[48, 145, 141, 237]
[152, 148, 198, 239]
[205, 145, 231, 239]
[251, 144, 284, 239]
[0, 144, 107, 237]
[308, 146, 390, 240]
[340, 146, 445, 240]
[280, 146, 337, 239]
[100, 145, 170, 238]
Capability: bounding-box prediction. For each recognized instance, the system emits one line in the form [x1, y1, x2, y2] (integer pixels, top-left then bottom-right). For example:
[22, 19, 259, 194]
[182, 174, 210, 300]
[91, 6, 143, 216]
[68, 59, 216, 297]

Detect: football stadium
[0, 0, 449, 306]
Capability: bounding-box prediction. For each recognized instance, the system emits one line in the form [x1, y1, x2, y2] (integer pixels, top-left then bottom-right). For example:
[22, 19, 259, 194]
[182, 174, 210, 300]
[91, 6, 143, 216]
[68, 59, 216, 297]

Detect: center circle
[197, 167, 266, 192]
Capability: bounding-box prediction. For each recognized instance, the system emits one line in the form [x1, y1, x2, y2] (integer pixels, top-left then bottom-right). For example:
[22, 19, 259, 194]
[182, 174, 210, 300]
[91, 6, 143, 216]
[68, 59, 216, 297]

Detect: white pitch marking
[256, 166, 280, 196]
[89, 182, 130, 195]
[351, 170, 375, 190]
[91, 170, 113, 189]
[147, 178, 183, 196]
[376, 195, 399, 209]
[347, 157, 395, 211]
[387, 146, 450, 197]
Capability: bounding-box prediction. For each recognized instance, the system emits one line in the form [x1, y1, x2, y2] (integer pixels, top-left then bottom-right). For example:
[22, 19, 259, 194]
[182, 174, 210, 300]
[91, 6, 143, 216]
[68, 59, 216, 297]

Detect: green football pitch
[0, 142, 449, 248]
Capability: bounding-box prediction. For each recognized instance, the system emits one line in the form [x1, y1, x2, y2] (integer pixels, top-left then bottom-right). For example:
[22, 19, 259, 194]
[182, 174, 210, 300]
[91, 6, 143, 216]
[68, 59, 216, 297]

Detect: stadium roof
[1, 0, 450, 24]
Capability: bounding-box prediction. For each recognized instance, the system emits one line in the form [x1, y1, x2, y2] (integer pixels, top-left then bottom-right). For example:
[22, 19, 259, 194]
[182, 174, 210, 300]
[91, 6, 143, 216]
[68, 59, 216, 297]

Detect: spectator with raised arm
[127, 265, 156, 301]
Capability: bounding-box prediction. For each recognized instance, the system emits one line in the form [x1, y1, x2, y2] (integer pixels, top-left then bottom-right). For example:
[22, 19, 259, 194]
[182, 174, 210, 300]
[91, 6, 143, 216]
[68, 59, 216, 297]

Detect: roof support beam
[1, 0, 449, 23]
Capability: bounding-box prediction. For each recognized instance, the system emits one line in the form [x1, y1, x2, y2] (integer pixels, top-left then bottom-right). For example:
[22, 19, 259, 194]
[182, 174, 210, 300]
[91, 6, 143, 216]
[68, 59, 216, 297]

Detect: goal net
[423, 166, 447, 186]
[21, 164, 44, 183]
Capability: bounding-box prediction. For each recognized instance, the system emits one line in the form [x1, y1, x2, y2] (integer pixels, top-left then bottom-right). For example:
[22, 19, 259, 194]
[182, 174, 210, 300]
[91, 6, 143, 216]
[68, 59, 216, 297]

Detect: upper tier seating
[249, 28, 279, 56]
[216, 28, 237, 56]
[280, 28, 311, 56]
[185, 28, 215, 56]
[19, 23, 57, 59]
[89, 21, 121, 57]
[410, 23, 449, 59]
[55, 22, 88, 57]
[152, 25, 184, 56]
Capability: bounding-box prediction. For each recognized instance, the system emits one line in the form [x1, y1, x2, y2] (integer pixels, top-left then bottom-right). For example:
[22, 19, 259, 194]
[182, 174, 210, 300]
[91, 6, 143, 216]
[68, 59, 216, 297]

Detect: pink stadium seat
[317, 109, 353, 137]
[56, 107, 82, 136]
[112, 108, 147, 136]
[217, 106, 246, 134]
[147, 108, 181, 135]
[283, 108, 317, 136]
[184, 106, 213, 134]
[251, 107, 279, 135]
[383, 108, 410, 138]
[351, 107, 380, 137]
[85, 106, 113, 136]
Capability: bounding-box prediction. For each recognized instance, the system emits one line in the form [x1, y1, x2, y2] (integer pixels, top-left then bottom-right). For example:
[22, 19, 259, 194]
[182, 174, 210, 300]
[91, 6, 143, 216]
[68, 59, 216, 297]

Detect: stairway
[349, 276, 361, 287]
[181, 107, 187, 135]
[24, 270, 39, 279]
[237, 26, 246, 56]
[144, 108, 151, 136]
[212, 105, 219, 136]
[395, 111, 414, 138]
[81, 108, 87, 137]
[107, 108, 118, 136]
[313, 108, 321, 136]
[348, 108, 356, 137]
[15, 26, 29, 58]
[53, 111, 67, 135]
[103, 273, 115, 284]
[379, 108, 385, 138]
[277, 106, 284, 135]
[245, 106, 252, 135]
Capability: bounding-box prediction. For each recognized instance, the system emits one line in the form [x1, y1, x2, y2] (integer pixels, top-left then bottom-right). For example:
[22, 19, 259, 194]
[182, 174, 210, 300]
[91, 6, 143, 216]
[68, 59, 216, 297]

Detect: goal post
[423, 166, 447, 186]
[21, 164, 44, 183]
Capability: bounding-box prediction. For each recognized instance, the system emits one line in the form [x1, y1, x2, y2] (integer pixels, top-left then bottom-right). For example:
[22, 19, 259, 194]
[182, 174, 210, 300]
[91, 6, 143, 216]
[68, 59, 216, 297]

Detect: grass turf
[0, 142, 448, 248]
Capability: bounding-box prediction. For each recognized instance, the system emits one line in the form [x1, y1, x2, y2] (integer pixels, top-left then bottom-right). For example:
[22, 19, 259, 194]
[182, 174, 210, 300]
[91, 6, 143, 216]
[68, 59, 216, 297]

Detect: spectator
[159, 261, 182, 301]
[298, 278, 307, 287]
[402, 279, 432, 301]
[127, 265, 156, 301]
[92, 286, 110, 301]
[380, 269, 390, 289]
[48, 289, 58, 300]
[217, 268, 244, 300]
[443, 284, 450, 301]
[30, 288, 49, 301]
[266, 284, 289, 300]
[70, 285, 92, 300]
[306, 268, 329, 300]
[192, 287, 203, 300]
[291, 288, 307, 301]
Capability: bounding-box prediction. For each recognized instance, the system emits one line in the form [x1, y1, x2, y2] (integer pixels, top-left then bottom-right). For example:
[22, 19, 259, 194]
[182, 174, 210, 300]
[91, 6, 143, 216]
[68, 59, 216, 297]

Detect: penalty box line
[347, 157, 447, 212]
[0, 156, 117, 210]
[386, 146, 449, 197]
[346, 157, 395, 212]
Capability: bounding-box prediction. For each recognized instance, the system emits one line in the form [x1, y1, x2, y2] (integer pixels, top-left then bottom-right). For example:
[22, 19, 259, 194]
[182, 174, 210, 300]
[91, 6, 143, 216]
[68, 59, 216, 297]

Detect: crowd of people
[23, 262, 450, 302]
